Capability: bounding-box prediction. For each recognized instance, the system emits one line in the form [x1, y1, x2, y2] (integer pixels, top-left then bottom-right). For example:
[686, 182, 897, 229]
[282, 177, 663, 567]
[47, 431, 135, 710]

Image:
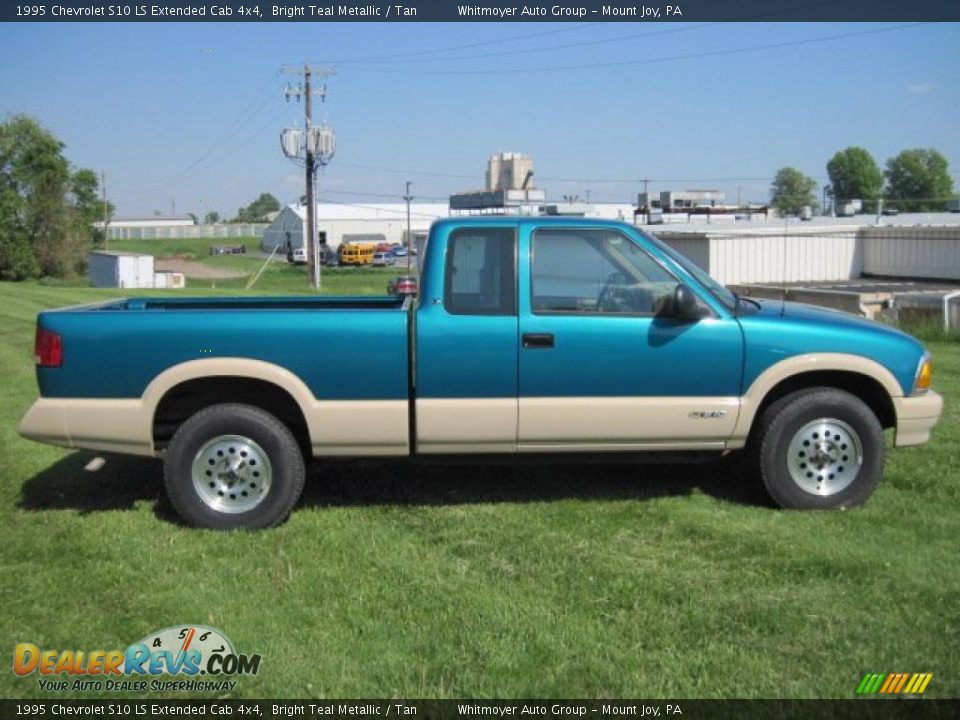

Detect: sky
[0, 20, 957, 218]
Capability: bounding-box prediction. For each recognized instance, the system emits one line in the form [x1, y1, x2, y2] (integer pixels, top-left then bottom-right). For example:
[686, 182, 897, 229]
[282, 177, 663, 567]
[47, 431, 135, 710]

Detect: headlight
[914, 353, 932, 394]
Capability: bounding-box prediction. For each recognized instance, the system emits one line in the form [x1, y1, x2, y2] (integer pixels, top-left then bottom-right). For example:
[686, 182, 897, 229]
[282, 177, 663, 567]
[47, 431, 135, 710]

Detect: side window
[444, 228, 516, 316]
[532, 229, 678, 315]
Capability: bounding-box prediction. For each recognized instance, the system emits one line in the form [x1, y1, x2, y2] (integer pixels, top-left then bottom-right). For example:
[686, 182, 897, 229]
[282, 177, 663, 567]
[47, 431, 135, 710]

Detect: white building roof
[645, 212, 960, 235]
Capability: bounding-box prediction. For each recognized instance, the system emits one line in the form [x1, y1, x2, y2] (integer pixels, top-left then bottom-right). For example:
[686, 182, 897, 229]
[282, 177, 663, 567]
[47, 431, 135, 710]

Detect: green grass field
[1, 275, 957, 700]
[60, 236, 408, 295]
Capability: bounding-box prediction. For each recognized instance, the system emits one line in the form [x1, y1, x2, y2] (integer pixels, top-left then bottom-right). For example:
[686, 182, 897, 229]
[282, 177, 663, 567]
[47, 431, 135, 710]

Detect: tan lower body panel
[415, 396, 740, 454]
[893, 391, 943, 447]
[518, 396, 741, 451]
[416, 398, 518, 453]
[19, 398, 153, 456]
[306, 400, 409, 456]
[19, 397, 411, 458]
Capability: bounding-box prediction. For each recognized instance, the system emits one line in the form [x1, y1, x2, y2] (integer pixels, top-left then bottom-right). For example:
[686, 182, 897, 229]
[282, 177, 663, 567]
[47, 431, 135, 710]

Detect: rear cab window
[444, 227, 516, 316]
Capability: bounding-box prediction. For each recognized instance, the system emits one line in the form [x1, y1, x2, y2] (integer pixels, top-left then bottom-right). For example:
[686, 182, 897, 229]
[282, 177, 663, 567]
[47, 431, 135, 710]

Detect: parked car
[20, 217, 942, 529]
[288, 247, 307, 265]
[319, 245, 339, 266]
[392, 246, 409, 258]
[211, 245, 246, 255]
[387, 275, 418, 296]
[373, 252, 396, 267]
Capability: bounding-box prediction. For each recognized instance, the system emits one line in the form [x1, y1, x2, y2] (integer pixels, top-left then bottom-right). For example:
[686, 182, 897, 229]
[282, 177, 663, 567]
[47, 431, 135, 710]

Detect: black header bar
[3, 0, 959, 23]
[3, 699, 960, 719]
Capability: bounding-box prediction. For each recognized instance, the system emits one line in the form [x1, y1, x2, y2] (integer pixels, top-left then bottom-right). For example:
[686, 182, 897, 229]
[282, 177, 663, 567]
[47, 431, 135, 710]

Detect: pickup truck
[20, 218, 943, 529]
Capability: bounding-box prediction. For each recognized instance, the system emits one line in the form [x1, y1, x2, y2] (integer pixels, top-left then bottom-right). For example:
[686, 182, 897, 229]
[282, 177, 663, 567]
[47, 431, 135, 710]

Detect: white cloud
[907, 81, 938, 95]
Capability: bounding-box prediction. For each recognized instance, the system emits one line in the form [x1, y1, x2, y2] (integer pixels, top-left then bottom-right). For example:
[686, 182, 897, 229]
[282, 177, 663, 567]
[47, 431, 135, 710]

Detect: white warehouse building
[262, 202, 450, 253]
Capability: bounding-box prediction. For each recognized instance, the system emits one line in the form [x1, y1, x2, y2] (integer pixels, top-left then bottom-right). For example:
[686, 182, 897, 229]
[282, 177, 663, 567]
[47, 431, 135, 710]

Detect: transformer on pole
[280, 64, 336, 290]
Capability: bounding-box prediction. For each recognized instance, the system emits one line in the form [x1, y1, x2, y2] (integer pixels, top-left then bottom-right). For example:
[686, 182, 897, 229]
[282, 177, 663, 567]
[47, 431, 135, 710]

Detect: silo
[486, 153, 503, 191]
[507, 154, 535, 190]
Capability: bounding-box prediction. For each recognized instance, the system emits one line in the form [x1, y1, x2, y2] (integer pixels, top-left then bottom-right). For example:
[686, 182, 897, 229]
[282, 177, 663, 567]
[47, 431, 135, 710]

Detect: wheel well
[153, 377, 310, 454]
[752, 370, 897, 432]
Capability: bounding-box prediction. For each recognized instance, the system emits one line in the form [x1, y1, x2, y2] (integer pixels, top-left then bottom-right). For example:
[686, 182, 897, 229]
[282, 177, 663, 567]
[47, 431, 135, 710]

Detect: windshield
[640, 231, 738, 311]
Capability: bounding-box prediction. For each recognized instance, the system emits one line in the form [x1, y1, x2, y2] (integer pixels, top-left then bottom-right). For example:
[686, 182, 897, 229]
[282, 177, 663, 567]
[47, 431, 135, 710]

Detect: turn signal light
[915, 358, 932, 392]
[35, 327, 62, 367]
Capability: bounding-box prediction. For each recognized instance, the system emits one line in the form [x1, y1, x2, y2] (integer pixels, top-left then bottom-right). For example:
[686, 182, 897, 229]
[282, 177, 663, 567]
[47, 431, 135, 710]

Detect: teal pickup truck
[20, 218, 943, 529]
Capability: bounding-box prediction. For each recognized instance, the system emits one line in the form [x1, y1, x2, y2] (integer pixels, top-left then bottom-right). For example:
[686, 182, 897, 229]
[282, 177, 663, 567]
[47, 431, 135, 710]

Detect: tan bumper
[893, 391, 943, 447]
[18, 397, 154, 457]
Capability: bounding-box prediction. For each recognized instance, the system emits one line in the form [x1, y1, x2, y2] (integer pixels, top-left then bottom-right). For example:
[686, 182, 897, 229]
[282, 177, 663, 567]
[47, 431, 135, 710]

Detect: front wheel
[164, 403, 305, 529]
[754, 388, 885, 509]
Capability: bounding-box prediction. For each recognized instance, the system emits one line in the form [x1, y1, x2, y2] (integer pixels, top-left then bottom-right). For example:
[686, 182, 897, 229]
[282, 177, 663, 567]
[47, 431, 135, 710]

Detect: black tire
[753, 388, 885, 509]
[164, 403, 305, 529]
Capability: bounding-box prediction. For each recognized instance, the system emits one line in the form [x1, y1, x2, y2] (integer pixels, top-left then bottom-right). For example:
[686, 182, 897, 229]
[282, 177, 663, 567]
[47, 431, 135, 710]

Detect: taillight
[35, 327, 62, 367]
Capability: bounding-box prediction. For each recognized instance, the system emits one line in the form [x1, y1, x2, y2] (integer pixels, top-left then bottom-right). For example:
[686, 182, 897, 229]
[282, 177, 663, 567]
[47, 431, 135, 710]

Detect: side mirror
[672, 283, 701, 320]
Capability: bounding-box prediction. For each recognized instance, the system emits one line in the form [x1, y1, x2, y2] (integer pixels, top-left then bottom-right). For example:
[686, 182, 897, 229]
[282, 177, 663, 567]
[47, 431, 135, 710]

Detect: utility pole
[282, 64, 336, 290]
[304, 66, 317, 288]
[101, 171, 110, 250]
[404, 181, 413, 272]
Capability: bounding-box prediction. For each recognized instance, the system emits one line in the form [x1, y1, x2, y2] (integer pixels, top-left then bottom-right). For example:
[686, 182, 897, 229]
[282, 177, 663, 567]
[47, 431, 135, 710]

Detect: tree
[770, 167, 819, 216]
[70, 168, 113, 244]
[204, 210, 220, 224]
[233, 192, 280, 223]
[826, 147, 883, 212]
[0, 114, 98, 279]
[884, 148, 955, 212]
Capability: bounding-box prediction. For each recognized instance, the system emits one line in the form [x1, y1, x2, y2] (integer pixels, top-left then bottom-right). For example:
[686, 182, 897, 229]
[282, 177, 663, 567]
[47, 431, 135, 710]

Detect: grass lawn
[0, 279, 957, 700]
[56, 236, 407, 295]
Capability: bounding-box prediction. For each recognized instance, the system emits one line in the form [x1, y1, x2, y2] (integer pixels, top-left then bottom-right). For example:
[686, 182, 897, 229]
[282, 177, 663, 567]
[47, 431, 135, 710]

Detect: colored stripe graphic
[857, 672, 932, 695]
[879, 674, 896, 693]
[895, 674, 910, 693]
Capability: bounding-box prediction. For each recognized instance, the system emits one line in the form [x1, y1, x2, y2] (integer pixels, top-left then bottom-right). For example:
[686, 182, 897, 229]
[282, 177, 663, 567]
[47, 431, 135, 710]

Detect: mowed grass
[53, 235, 406, 295]
[0, 280, 958, 700]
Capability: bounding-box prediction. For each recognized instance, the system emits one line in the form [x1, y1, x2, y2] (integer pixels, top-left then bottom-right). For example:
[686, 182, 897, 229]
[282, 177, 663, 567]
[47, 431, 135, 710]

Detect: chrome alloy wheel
[191, 435, 272, 514]
[786, 418, 863, 496]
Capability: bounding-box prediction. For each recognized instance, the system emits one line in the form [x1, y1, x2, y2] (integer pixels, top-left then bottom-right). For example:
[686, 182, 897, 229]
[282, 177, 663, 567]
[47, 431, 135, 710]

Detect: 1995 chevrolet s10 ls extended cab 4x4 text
[20, 218, 943, 528]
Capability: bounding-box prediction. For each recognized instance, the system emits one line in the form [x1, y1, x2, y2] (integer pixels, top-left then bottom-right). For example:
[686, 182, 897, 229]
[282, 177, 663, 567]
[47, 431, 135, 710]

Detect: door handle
[522, 333, 555, 349]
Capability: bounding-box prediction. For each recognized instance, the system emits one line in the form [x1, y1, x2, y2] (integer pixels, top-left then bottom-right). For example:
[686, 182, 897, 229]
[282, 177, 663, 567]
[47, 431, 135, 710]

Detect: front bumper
[893, 391, 944, 447]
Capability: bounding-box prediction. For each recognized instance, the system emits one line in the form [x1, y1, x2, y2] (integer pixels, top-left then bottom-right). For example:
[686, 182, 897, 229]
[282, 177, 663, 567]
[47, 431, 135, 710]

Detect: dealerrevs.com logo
[13, 625, 261, 693]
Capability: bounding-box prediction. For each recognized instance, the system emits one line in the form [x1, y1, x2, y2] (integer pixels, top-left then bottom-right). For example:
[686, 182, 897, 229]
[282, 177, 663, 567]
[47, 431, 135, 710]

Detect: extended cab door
[415, 223, 519, 453]
[517, 225, 743, 451]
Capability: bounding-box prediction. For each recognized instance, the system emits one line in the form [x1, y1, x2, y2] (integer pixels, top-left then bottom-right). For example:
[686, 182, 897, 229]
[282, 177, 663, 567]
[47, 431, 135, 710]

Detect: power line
[338, 23, 714, 65]
[138, 71, 283, 190]
[333, 1, 853, 66]
[336, 161, 827, 186]
[343, 22, 939, 75]
[314, 23, 604, 64]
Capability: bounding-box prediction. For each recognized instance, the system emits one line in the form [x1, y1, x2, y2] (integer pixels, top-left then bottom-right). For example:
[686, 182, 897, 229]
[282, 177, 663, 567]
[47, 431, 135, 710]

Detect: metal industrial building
[261, 202, 449, 253]
[653, 213, 960, 285]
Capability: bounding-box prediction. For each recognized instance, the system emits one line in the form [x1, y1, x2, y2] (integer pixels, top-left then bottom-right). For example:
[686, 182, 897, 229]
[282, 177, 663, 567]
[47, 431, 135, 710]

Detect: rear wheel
[164, 403, 305, 529]
[754, 388, 884, 509]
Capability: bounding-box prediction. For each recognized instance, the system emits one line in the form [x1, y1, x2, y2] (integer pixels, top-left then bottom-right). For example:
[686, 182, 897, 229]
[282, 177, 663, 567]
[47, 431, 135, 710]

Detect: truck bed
[36, 295, 411, 402]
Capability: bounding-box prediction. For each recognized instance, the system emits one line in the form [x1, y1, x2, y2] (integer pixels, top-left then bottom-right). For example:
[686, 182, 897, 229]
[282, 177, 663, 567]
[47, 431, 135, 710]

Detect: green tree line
[771, 147, 955, 216]
[0, 115, 113, 280]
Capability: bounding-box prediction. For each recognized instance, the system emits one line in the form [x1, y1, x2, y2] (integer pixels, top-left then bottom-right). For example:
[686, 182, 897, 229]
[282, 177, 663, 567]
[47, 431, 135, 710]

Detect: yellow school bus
[338, 243, 376, 266]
